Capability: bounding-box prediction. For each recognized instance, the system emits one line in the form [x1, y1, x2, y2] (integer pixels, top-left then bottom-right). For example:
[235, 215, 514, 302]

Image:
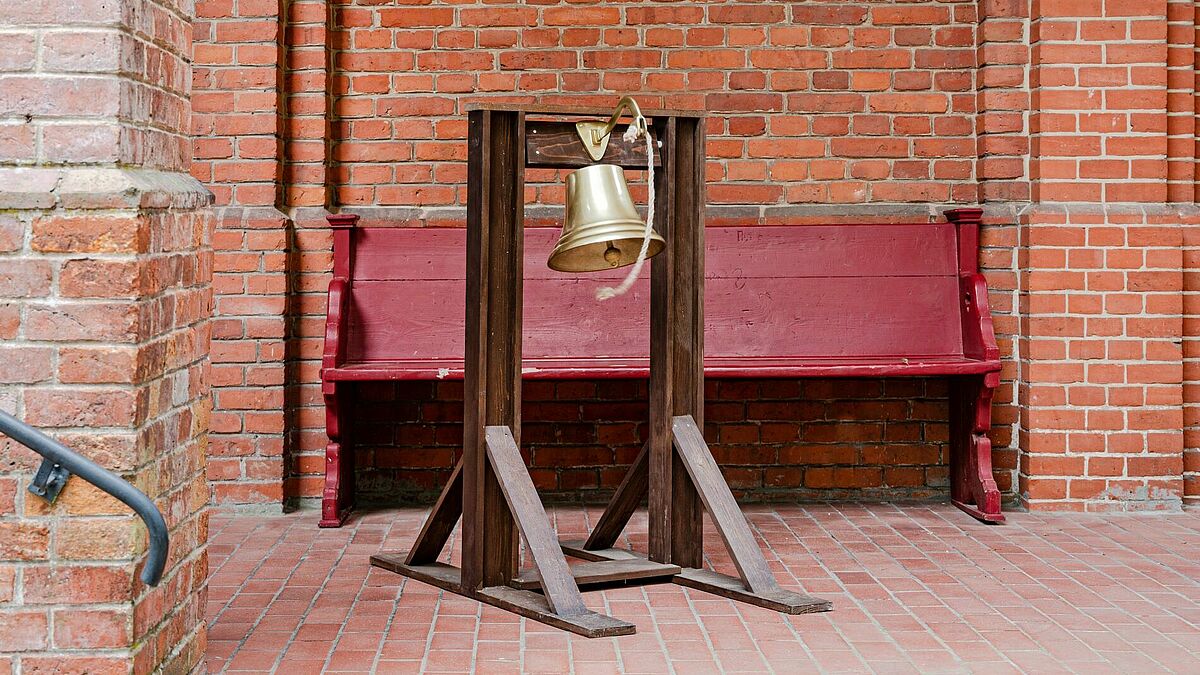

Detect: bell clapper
[603, 243, 622, 267]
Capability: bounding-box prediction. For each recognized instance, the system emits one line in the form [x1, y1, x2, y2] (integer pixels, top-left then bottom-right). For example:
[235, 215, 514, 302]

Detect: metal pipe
[0, 409, 169, 586]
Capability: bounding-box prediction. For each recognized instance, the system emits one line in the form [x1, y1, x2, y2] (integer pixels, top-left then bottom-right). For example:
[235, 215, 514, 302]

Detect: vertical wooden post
[649, 116, 706, 567]
[462, 109, 525, 591]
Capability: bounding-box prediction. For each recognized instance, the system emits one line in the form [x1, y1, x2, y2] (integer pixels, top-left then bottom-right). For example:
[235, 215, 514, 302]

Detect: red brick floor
[207, 504, 1200, 673]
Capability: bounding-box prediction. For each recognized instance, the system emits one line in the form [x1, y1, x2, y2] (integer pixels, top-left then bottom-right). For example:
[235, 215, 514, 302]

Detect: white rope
[595, 124, 655, 301]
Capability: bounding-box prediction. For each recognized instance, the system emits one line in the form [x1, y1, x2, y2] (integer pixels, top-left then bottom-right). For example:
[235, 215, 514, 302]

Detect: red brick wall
[323, 0, 979, 209]
[193, 0, 1013, 509]
[1014, 0, 1196, 511]
[189, 0, 1198, 514]
[348, 378, 957, 504]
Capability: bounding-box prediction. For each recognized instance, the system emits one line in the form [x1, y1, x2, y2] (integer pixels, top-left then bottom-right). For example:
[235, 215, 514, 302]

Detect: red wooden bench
[320, 208, 1002, 526]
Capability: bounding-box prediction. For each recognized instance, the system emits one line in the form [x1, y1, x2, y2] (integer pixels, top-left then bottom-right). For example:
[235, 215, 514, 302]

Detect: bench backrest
[340, 223, 965, 364]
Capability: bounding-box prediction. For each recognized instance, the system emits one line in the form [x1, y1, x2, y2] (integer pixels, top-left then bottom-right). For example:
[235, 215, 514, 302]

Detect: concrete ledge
[0, 167, 213, 211]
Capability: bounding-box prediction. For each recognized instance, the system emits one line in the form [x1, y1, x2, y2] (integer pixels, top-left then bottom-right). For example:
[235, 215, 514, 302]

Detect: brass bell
[547, 164, 666, 273]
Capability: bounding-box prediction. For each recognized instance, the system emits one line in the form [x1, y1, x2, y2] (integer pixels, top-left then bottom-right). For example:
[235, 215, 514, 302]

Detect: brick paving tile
[207, 504, 1200, 674]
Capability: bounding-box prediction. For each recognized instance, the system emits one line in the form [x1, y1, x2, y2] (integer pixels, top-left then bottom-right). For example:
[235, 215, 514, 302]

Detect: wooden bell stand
[371, 103, 831, 637]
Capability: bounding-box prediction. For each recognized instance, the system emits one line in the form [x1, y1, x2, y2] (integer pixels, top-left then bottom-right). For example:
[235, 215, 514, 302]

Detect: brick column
[1018, 0, 1193, 511]
[194, 0, 340, 508]
[1177, 0, 1200, 507]
[0, 0, 212, 671]
[194, 0, 293, 506]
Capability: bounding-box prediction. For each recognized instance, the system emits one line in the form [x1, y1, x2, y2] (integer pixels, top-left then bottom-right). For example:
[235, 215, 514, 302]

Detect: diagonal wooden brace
[484, 426, 589, 616]
[670, 415, 779, 594]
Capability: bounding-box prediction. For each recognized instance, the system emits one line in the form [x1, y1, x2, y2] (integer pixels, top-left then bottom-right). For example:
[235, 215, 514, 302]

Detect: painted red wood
[319, 209, 1004, 526]
[325, 356, 1000, 382]
[340, 225, 968, 367]
[349, 225, 957, 282]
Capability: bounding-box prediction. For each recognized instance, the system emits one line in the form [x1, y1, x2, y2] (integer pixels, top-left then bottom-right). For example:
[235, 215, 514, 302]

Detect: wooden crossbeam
[511, 557, 680, 591]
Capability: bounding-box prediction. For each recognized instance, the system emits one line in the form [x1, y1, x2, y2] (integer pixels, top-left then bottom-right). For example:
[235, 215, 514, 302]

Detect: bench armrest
[960, 273, 1000, 377]
[322, 277, 350, 374]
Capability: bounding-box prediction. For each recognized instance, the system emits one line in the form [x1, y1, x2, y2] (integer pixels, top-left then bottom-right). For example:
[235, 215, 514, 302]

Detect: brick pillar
[1177, 0, 1200, 508]
[0, 0, 212, 671]
[1018, 0, 1193, 511]
[194, 0, 292, 506]
[1183, 218, 1200, 507]
[194, 0, 340, 508]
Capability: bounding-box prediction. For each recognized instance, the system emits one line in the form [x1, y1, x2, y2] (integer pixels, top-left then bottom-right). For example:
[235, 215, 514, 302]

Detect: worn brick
[52, 609, 131, 649]
[31, 215, 145, 254]
[0, 611, 49, 651]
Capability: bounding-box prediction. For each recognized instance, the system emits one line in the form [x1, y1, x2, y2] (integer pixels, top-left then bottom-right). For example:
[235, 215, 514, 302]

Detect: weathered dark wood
[371, 555, 461, 592]
[370, 555, 635, 638]
[581, 442, 648, 551]
[674, 117, 707, 567]
[525, 121, 662, 170]
[649, 116, 704, 567]
[359, 105, 814, 638]
[672, 415, 778, 593]
[485, 426, 588, 616]
[554, 542, 831, 614]
[462, 109, 525, 592]
[558, 542, 641, 562]
[673, 568, 832, 614]
[404, 459, 463, 564]
[476, 586, 635, 638]
[366, 102, 839, 636]
[648, 117, 676, 565]
[511, 558, 681, 591]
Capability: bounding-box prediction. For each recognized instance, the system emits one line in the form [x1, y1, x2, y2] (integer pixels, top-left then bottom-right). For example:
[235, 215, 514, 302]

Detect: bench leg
[949, 375, 1004, 523]
[320, 381, 354, 527]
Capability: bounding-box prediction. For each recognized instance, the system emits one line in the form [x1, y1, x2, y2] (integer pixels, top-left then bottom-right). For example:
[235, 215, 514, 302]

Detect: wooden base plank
[511, 558, 681, 591]
[952, 499, 1006, 524]
[476, 586, 635, 638]
[558, 543, 831, 615]
[673, 568, 832, 614]
[370, 554, 461, 592]
[370, 552, 636, 638]
[559, 540, 642, 562]
[671, 416, 777, 593]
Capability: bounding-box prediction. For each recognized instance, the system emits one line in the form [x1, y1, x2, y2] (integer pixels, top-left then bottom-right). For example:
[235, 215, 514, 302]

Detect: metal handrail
[0, 409, 169, 586]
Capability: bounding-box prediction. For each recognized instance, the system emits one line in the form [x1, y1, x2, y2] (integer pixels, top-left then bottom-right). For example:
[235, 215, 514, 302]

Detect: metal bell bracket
[28, 458, 71, 504]
[576, 96, 649, 162]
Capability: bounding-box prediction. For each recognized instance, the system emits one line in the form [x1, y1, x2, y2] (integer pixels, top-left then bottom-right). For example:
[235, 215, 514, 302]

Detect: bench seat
[319, 208, 1003, 527]
[325, 355, 1001, 382]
